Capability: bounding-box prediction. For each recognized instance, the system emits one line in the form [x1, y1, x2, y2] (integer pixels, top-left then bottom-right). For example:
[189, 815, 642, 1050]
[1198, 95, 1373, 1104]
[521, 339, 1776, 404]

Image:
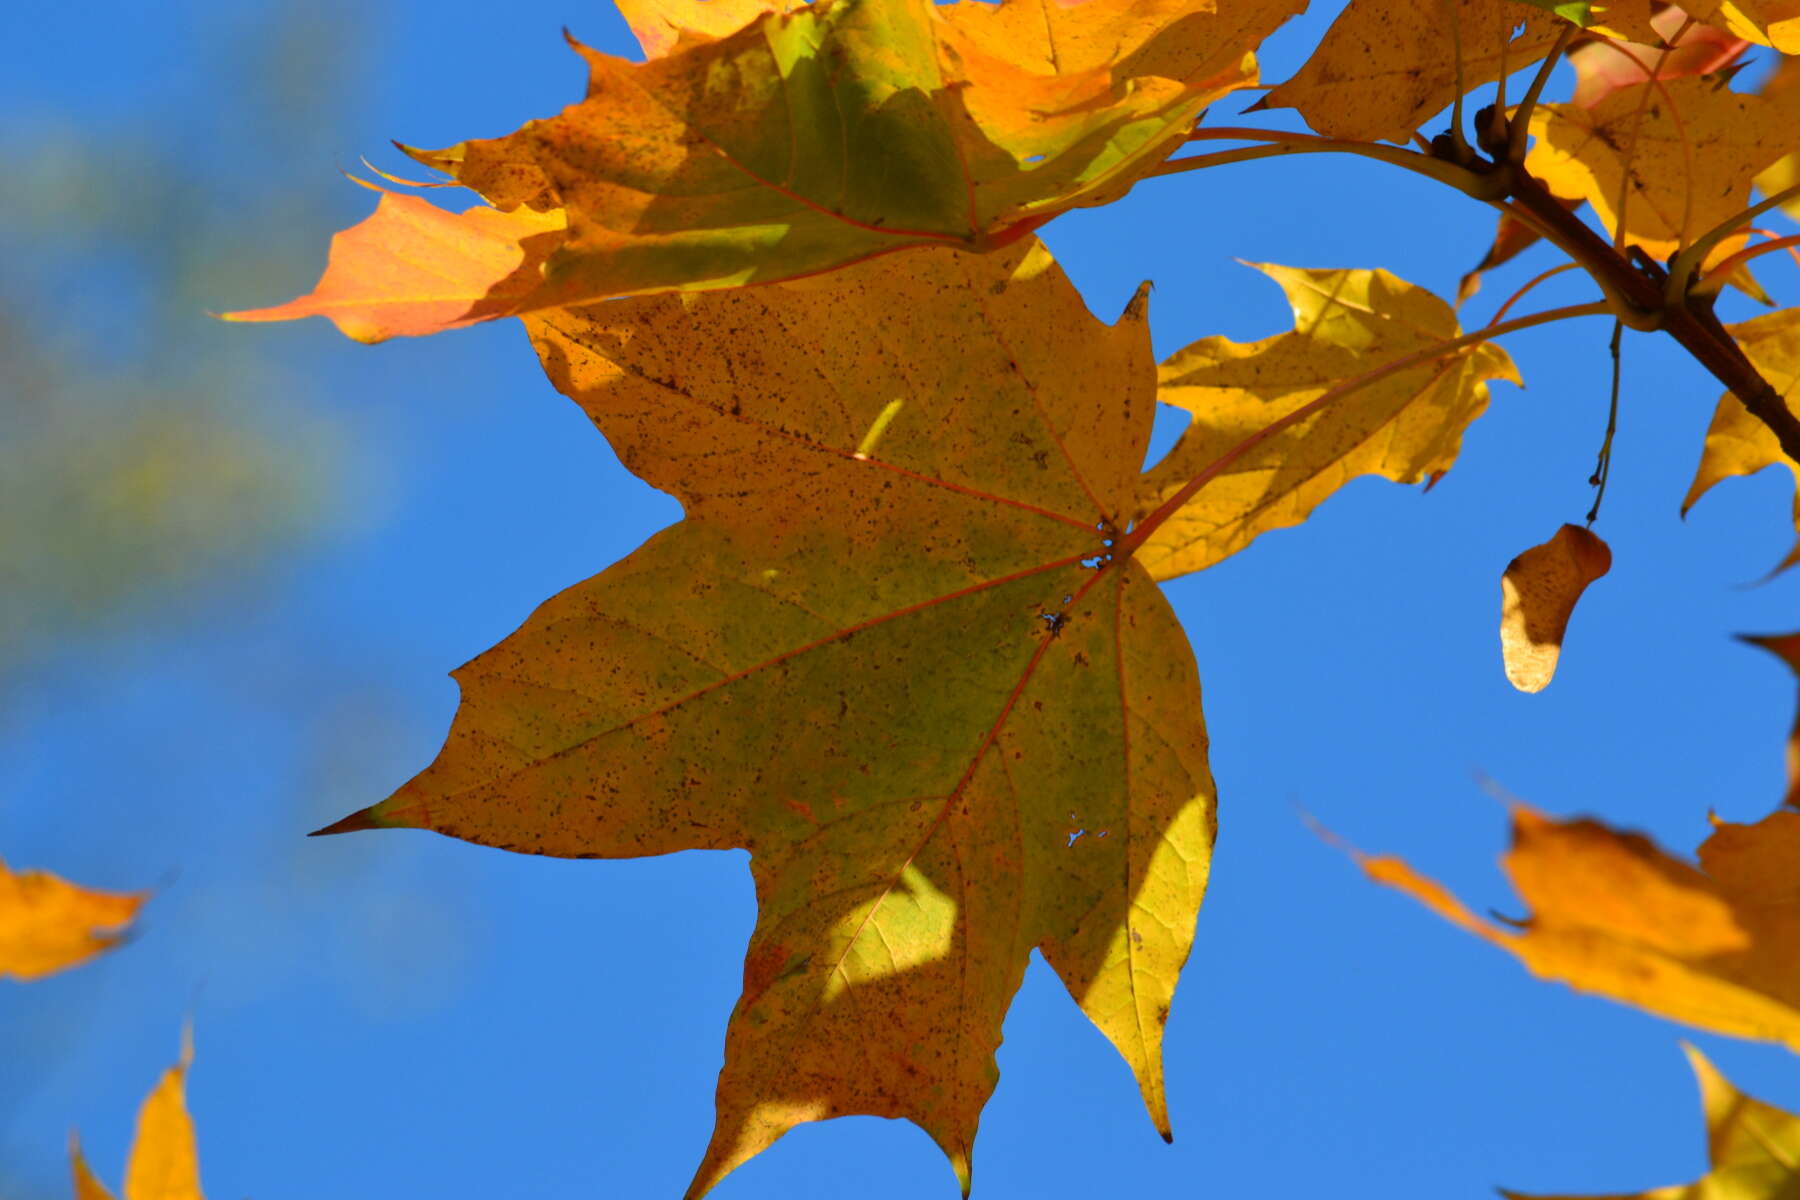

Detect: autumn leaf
[1351, 804, 1800, 1050]
[238, 0, 1301, 341]
[1740, 631, 1800, 809]
[1525, 75, 1793, 260]
[1502, 1044, 1800, 1200]
[70, 1030, 204, 1200]
[1682, 308, 1800, 576]
[1258, 0, 1566, 144]
[1499, 524, 1612, 693]
[223, 192, 567, 344]
[314, 239, 1215, 1197]
[1131, 263, 1519, 581]
[1, 859, 143, 981]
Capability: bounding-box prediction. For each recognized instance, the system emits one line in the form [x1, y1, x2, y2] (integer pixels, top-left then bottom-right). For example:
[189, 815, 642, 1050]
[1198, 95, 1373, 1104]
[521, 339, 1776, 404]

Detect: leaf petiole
[1166, 127, 1494, 196]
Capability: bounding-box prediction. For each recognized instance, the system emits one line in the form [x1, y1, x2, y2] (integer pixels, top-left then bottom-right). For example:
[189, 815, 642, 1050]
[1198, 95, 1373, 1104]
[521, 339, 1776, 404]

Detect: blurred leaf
[1502, 1044, 1800, 1200]
[69, 1031, 203, 1200]
[0, 861, 142, 981]
[1352, 805, 1800, 1050]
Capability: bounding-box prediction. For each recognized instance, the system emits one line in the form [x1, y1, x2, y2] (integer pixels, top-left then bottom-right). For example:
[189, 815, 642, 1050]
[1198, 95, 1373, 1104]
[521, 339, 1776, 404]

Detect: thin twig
[1587, 321, 1624, 526]
[1486, 262, 1580, 327]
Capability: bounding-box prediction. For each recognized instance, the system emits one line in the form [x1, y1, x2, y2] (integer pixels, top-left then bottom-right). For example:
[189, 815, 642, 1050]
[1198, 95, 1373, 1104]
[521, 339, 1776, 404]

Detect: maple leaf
[314, 239, 1215, 1196]
[1739, 631, 1800, 810]
[1525, 75, 1794, 260]
[1502, 1044, 1800, 1200]
[1257, 0, 1566, 144]
[1130, 263, 1519, 581]
[70, 1030, 204, 1200]
[1682, 309, 1800, 576]
[1499, 524, 1612, 693]
[0, 859, 143, 981]
[1350, 804, 1800, 1050]
[230, 0, 1301, 342]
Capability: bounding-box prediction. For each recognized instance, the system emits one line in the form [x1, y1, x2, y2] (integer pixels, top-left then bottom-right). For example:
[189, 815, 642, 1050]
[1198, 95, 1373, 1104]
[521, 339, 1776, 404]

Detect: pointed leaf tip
[309, 808, 385, 837]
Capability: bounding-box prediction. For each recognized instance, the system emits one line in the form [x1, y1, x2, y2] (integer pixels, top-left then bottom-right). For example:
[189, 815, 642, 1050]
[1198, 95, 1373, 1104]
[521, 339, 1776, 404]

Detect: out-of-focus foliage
[0, 861, 143, 981]
[0, 2, 353, 679]
[70, 1031, 204, 1200]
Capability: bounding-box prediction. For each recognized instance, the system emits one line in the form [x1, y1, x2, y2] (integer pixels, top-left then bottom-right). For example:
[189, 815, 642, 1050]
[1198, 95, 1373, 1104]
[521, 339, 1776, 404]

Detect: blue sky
[5, 1, 1800, 1197]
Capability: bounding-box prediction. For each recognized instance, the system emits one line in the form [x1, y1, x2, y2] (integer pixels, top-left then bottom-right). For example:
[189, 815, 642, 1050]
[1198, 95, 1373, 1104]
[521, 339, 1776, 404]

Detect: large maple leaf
[226, 0, 1300, 343]
[316, 239, 1215, 1196]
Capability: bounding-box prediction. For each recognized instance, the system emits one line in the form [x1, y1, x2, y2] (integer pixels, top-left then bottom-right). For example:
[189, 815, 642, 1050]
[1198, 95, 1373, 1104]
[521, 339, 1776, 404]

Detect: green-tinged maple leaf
[230, 0, 1302, 342]
[71, 1031, 204, 1200]
[1257, 0, 1566, 143]
[1682, 309, 1800, 577]
[1503, 1044, 1800, 1200]
[1526, 75, 1795, 261]
[1499, 524, 1612, 693]
[0, 859, 143, 981]
[1740, 632, 1800, 810]
[1130, 263, 1518, 582]
[316, 239, 1215, 1197]
[1348, 804, 1800, 1051]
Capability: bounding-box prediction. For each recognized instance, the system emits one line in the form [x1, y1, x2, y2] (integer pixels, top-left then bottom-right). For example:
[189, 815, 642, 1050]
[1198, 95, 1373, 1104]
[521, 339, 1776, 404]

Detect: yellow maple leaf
[0, 859, 143, 982]
[69, 1031, 204, 1200]
[1259, 0, 1565, 144]
[313, 239, 1217, 1197]
[1503, 1044, 1800, 1200]
[1499, 524, 1613, 693]
[1682, 309, 1800, 576]
[1352, 804, 1800, 1050]
[1526, 75, 1793, 260]
[1132, 263, 1519, 581]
